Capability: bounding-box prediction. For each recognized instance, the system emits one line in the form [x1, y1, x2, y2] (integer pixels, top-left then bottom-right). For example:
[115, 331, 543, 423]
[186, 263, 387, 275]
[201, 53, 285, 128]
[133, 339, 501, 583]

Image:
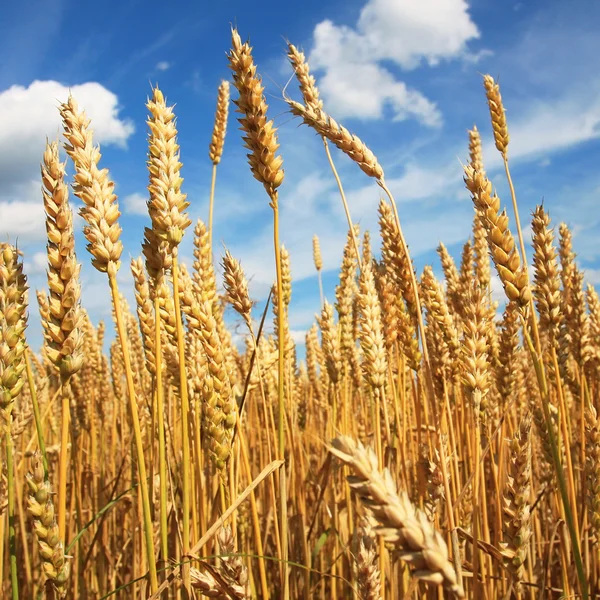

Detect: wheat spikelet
[531, 205, 561, 346]
[585, 405, 600, 539]
[287, 43, 323, 111]
[378, 199, 416, 316]
[501, 416, 532, 584]
[26, 452, 70, 596]
[421, 266, 460, 366]
[472, 210, 491, 291]
[319, 301, 342, 385]
[142, 226, 172, 288]
[464, 165, 530, 308]
[376, 267, 399, 352]
[192, 219, 218, 305]
[586, 284, 600, 364]
[217, 526, 250, 598]
[483, 74, 509, 155]
[336, 226, 359, 356]
[467, 125, 485, 174]
[41, 140, 84, 382]
[228, 28, 284, 202]
[222, 250, 253, 327]
[280, 245, 292, 308]
[60, 96, 123, 277]
[496, 302, 520, 400]
[330, 436, 464, 598]
[568, 267, 592, 366]
[436, 243, 461, 317]
[130, 257, 157, 376]
[306, 324, 324, 404]
[357, 262, 387, 391]
[312, 234, 323, 272]
[457, 240, 474, 309]
[147, 86, 191, 248]
[287, 99, 383, 180]
[0, 244, 28, 411]
[460, 285, 490, 419]
[209, 80, 230, 165]
[179, 283, 235, 469]
[354, 516, 381, 600]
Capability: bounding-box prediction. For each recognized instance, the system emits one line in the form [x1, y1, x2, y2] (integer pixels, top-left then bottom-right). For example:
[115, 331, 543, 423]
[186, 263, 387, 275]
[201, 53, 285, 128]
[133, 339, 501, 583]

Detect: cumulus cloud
[309, 0, 479, 125]
[24, 251, 48, 275]
[0, 80, 133, 187]
[155, 61, 171, 72]
[0, 80, 133, 242]
[122, 192, 148, 216]
[0, 200, 46, 242]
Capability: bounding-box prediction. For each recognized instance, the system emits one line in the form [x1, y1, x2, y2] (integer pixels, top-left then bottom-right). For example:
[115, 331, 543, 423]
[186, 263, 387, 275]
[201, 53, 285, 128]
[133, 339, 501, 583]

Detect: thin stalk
[503, 156, 528, 277]
[322, 139, 362, 270]
[108, 273, 158, 593]
[503, 157, 542, 352]
[272, 200, 289, 600]
[378, 179, 463, 589]
[317, 270, 324, 309]
[237, 411, 270, 600]
[208, 163, 218, 254]
[57, 386, 70, 541]
[153, 298, 169, 564]
[5, 427, 18, 600]
[522, 325, 588, 599]
[170, 254, 192, 591]
[25, 349, 48, 478]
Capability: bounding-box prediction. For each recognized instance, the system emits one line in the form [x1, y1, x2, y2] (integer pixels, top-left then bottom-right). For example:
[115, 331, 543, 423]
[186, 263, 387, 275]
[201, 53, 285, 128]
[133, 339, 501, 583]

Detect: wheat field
[1, 26, 599, 599]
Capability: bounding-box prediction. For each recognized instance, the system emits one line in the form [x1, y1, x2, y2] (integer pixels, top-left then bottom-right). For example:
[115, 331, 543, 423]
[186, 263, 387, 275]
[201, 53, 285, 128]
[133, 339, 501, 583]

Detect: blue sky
[1, 0, 600, 350]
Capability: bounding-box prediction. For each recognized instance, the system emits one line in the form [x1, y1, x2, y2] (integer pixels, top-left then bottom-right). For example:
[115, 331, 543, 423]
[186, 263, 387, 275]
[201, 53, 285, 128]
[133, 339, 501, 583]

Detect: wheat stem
[208, 163, 218, 254]
[154, 297, 168, 563]
[108, 273, 158, 592]
[171, 254, 192, 590]
[25, 350, 48, 478]
[272, 201, 289, 599]
[323, 139, 362, 270]
[5, 427, 18, 600]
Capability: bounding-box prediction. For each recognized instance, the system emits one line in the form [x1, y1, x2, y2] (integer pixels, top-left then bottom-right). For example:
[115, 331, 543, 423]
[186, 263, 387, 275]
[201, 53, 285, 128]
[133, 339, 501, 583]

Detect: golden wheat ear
[330, 436, 465, 598]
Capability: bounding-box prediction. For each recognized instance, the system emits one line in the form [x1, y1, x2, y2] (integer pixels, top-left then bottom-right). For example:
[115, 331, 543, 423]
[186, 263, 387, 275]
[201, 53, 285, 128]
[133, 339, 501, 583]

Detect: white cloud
[290, 330, 307, 346]
[24, 251, 47, 275]
[585, 269, 600, 288]
[122, 192, 148, 216]
[484, 92, 600, 167]
[0, 80, 134, 186]
[156, 61, 171, 72]
[0, 200, 46, 242]
[308, 0, 480, 125]
[0, 80, 134, 242]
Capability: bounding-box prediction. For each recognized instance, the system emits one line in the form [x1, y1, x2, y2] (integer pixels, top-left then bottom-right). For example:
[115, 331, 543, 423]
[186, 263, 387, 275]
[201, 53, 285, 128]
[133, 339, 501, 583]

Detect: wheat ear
[26, 451, 70, 597]
[330, 436, 464, 598]
[0, 244, 28, 600]
[208, 80, 230, 251]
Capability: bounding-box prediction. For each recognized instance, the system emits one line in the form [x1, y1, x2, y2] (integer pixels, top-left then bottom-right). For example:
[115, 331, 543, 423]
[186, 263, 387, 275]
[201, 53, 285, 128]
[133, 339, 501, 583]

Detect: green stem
[5, 426, 18, 600]
[108, 274, 158, 593]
